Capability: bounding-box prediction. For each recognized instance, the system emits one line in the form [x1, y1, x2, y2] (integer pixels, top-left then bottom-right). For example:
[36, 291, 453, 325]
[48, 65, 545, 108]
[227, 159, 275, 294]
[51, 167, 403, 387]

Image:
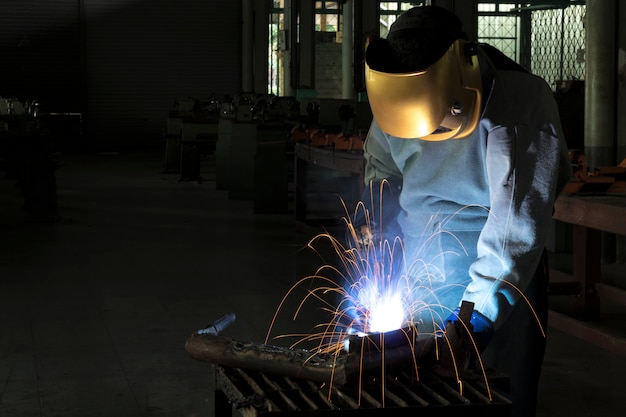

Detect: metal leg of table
[572, 224, 602, 320]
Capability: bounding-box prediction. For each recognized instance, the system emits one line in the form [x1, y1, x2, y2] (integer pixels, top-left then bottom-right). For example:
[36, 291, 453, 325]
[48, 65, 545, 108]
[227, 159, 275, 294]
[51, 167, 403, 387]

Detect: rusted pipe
[185, 333, 351, 385]
[185, 330, 437, 386]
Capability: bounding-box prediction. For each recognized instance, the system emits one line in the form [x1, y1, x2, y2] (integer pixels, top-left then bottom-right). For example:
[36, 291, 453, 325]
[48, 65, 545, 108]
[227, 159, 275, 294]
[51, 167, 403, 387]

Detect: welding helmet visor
[365, 38, 482, 140]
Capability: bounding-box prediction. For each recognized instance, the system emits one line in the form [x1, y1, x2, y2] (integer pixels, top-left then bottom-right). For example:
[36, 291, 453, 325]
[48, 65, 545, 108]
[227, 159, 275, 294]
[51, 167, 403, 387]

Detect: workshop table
[216, 119, 292, 212]
[550, 193, 626, 355]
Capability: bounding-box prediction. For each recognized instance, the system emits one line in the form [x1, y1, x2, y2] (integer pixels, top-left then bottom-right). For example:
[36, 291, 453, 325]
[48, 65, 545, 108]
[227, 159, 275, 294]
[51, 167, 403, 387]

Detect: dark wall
[1, 0, 242, 150]
[0, 1, 82, 111]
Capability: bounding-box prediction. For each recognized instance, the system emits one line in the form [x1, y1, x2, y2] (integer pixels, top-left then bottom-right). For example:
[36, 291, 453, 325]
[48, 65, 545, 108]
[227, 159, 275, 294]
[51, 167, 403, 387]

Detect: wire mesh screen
[478, 4, 519, 63]
[531, 5, 586, 91]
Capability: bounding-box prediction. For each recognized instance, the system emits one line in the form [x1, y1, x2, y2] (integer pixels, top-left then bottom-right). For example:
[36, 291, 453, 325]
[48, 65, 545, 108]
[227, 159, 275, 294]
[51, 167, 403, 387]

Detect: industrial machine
[164, 96, 221, 179]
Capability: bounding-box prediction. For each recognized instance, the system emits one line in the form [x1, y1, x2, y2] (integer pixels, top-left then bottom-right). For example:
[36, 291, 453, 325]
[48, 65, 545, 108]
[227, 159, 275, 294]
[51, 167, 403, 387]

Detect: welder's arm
[460, 124, 571, 330]
[355, 121, 404, 243]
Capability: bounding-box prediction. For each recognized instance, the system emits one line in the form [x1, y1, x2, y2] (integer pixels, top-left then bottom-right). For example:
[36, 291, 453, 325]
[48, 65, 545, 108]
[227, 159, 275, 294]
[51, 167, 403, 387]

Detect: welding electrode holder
[434, 301, 476, 377]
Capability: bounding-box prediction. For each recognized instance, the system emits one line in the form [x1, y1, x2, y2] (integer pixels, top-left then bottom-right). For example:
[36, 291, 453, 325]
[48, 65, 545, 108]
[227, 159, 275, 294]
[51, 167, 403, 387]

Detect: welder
[359, 5, 572, 417]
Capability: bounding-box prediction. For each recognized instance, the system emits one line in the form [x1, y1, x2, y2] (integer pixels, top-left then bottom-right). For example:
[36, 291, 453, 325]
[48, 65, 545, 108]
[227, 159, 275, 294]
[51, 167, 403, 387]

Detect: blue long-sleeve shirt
[362, 48, 572, 329]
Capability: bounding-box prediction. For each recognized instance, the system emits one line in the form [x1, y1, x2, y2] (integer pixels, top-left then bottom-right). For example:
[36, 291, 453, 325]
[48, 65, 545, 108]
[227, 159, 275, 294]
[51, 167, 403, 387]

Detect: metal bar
[460, 380, 491, 404]
[382, 387, 408, 407]
[236, 367, 271, 396]
[358, 388, 382, 408]
[213, 365, 512, 415]
[412, 380, 450, 406]
[396, 384, 429, 407]
[428, 374, 470, 405]
[261, 374, 300, 412]
[330, 387, 360, 409]
[307, 380, 339, 410]
[281, 377, 320, 411]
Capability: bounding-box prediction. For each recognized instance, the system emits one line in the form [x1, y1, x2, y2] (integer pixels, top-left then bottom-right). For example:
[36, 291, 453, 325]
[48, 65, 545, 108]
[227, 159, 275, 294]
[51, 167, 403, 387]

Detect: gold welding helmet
[365, 39, 482, 140]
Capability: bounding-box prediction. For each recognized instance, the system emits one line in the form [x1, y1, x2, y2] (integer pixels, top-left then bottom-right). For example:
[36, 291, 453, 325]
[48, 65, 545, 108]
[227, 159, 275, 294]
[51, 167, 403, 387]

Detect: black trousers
[480, 250, 550, 417]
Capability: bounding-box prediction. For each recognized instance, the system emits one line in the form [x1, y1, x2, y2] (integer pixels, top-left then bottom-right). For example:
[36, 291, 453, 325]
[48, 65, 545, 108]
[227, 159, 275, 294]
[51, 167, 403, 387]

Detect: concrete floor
[1, 149, 624, 416]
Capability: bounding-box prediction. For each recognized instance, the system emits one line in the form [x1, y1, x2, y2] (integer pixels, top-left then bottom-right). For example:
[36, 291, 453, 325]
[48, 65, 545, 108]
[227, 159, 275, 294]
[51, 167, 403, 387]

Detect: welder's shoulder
[501, 69, 553, 96]
[484, 70, 560, 128]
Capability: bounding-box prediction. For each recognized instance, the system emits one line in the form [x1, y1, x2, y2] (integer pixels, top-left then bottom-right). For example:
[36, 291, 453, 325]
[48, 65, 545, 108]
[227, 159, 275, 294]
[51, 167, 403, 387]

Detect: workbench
[294, 143, 365, 227]
[216, 119, 291, 212]
[550, 193, 626, 355]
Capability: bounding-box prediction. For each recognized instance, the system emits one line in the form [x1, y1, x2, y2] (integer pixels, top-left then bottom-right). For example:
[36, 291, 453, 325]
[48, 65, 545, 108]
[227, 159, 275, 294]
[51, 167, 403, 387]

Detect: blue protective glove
[445, 307, 494, 353]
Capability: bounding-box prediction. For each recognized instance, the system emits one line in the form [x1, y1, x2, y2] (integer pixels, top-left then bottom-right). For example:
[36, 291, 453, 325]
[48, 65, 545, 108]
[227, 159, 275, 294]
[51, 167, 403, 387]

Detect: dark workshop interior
[1, 1, 625, 416]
